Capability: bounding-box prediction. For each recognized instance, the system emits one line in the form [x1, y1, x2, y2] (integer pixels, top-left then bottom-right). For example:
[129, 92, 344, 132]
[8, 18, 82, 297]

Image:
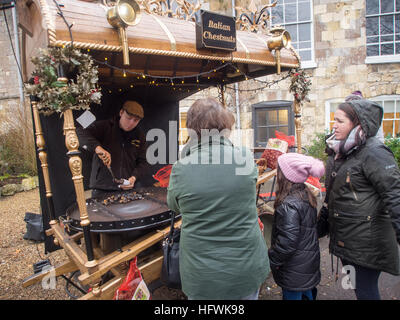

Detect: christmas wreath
[26, 46, 101, 115]
[289, 68, 311, 103]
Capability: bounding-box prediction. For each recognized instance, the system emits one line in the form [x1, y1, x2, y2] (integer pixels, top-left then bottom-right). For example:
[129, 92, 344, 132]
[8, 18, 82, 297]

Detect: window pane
[381, 0, 394, 13]
[299, 23, 311, 41]
[396, 42, 400, 53]
[382, 120, 394, 136]
[278, 127, 289, 135]
[366, 17, 379, 36]
[285, 4, 297, 23]
[367, 36, 379, 43]
[299, 41, 311, 49]
[268, 127, 277, 139]
[267, 110, 278, 125]
[381, 43, 394, 55]
[257, 127, 268, 144]
[272, 5, 283, 25]
[395, 120, 400, 136]
[384, 100, 395, 118]
[396, 14, 400, 33]
[298, 2, 311, 21]
[257, 110, 267, 126]
[367, 44, 379, 56]
[366, 0, 379, 15]
[381, 15, 394, 34]
[284, 0, 297, 4]
[286, 24, 298, 42]
[397, 0, 400, 12]
[300, 50, 311, 60]
[396, 100, 400, 117]
[381, 34, 394, 42]
[279, 109, 288, 125]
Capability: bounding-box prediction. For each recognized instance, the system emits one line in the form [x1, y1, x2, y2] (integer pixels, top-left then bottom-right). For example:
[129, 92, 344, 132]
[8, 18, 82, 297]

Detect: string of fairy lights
[89, 52, 292, 95]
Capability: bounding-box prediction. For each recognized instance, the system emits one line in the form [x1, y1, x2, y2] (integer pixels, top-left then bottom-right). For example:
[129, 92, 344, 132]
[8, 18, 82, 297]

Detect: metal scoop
[107, 165, 124, 185]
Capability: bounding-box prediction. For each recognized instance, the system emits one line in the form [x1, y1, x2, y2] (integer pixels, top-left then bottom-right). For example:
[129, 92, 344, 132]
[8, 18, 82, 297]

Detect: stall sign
[196, 10, 236, 51]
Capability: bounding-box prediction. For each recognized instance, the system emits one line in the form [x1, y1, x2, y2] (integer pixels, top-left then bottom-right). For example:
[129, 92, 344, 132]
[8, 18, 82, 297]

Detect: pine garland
[26, 46, 101, 115]
[289, 68, 312, 103]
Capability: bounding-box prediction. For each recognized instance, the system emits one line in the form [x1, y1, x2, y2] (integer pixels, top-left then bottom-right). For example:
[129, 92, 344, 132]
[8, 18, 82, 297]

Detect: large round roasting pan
[66, 187, 176, 233]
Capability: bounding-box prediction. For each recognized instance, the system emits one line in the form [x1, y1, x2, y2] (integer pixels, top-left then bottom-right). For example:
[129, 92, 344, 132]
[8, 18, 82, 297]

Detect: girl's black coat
[269, 195, 321, 291]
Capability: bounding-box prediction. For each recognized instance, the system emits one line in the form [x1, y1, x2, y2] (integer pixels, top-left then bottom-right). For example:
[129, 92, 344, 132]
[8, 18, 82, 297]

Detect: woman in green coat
[167, 98, 270, 300]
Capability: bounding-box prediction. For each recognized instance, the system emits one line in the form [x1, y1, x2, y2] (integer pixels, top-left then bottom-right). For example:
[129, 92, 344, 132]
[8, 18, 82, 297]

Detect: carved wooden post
[30, 96, 57, 226]
[293, 99, 302, 154]
[62, 109, 97, 268]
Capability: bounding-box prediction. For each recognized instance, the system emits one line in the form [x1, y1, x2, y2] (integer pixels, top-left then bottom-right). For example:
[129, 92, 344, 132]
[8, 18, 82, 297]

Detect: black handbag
[161, 211, 181, 289]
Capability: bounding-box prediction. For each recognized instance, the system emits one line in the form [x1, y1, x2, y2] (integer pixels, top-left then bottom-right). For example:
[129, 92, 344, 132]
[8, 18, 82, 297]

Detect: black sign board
[196, 10, 236, 51]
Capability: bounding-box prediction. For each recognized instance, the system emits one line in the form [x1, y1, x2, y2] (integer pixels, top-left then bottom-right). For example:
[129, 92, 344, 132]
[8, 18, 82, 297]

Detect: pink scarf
[326, 125, 366, 159]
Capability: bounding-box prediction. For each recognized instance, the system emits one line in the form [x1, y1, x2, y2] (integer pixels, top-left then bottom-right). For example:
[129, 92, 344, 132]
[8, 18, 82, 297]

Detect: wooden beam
[257, 169, 277, 186]
[78, 220, 181, 286]
[22, 260, 78, 288]
[51, 224, 88, 273]
[79, 251, 164, 300]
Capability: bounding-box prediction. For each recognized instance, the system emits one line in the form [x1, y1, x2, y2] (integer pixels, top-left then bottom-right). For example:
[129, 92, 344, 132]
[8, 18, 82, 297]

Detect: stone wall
[0, 8, 21, 115]
[183, 0, 400, 150]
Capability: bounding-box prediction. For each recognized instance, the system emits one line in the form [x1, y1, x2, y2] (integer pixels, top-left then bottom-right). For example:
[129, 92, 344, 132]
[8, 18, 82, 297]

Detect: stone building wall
[0, 8, 21, 121]
[182, 0, 400, 150]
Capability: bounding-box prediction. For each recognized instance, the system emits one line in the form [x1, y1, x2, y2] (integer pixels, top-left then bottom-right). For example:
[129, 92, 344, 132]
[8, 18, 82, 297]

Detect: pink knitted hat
[277, 153, 325, 183]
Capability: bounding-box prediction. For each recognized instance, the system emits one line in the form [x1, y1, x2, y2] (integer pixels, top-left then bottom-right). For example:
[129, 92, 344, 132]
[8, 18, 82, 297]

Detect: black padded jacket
[76, 116, 148, 191]
[269, 195, 321, 291]
[320, 99, 400, 275]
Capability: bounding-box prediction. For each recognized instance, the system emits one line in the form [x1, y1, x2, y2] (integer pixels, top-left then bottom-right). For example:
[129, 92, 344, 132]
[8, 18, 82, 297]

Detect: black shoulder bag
[161, 211, 181, 289]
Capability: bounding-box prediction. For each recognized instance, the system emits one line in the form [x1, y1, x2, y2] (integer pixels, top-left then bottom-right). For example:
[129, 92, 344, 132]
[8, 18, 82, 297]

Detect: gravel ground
[1, 189, 398, 300]
[0, 189, 70, 300]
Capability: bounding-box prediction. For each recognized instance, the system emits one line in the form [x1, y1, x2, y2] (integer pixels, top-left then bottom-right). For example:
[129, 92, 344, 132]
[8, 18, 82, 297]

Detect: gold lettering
[207, 19, 231, 31]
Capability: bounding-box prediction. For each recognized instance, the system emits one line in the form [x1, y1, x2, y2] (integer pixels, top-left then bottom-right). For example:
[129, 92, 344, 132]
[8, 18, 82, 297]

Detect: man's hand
[95, 146, 111, 167]
[119, 176, 136, 190]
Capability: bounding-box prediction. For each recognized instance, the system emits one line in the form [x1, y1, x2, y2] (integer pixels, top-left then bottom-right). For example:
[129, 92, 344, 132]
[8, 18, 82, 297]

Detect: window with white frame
[270, 0, 315, 68]
[371, 95, 400, 137]
[325, 96, 400, 137]
[366, 0, 400, 63]
[325, 99, 342, 133]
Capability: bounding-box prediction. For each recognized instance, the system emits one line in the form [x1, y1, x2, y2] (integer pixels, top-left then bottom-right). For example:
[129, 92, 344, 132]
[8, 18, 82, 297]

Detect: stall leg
[30, 97, 57, 225]
[63, 109, 97, 269]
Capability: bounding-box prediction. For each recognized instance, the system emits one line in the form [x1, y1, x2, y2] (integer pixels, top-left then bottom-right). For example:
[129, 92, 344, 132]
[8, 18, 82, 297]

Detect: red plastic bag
[153, 165, 173, 187]
[114, 257, 143, 300]
[275, 130, 295, 147]
[258, 217, 264, 233]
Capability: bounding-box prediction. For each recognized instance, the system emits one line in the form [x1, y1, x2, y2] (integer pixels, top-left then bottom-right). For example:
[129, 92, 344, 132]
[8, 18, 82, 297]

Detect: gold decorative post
[62, 108, 97, 270]
[31, 97, 57, 226]
[293, 100, 302, 154]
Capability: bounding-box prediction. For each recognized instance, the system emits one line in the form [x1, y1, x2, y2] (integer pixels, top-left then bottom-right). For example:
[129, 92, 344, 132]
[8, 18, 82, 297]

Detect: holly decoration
[289, 68, 311, 103]
[26, 46, 101, 115]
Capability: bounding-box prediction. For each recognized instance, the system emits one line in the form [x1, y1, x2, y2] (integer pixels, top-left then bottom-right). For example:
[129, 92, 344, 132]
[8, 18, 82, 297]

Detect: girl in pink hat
[268, 153, 325, 300]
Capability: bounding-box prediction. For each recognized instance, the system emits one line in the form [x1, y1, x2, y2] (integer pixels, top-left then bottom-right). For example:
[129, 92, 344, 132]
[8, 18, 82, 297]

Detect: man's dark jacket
[269, 194, 321, 291]
[320, 99, 400, 275]
[76, 116, 147, 191]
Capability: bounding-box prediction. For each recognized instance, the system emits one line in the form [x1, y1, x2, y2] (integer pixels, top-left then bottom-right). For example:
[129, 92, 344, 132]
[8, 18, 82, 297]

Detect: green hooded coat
[167, 135, 270, 299]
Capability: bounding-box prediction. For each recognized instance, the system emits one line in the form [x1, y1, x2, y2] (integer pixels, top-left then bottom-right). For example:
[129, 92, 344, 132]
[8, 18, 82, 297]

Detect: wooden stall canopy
[17, 0, 299, 90]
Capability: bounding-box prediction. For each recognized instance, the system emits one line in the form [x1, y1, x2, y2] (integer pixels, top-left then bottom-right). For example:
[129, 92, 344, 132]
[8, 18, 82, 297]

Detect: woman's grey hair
[186, 98, 235, 138]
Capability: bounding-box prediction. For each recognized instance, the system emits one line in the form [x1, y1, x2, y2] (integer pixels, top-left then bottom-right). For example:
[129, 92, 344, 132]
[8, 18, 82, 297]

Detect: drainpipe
[232, 0, 242, 145]
[11, 2, 25, 107]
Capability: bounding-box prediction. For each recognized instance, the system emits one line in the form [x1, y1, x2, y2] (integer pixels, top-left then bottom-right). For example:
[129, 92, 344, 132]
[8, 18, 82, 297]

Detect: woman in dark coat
[269, 153, 325, 300]
[318, 99, 400, 300]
